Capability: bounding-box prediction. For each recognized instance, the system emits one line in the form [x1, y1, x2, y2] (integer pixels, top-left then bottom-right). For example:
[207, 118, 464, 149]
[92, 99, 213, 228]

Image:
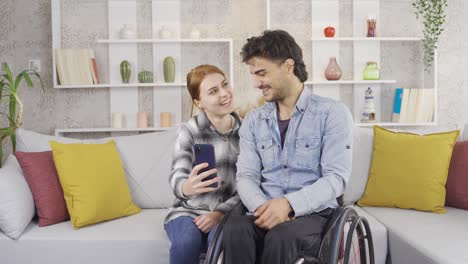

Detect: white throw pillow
[0, 155, 35, 239]
[344, 127, 374, 204]
[114, 130, 177, 208]
[16, 128, 176, 209]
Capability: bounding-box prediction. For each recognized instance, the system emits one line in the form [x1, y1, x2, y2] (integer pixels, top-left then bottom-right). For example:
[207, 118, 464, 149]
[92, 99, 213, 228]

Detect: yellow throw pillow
[49, 140, 140, 228]
[358, 126, 459, 213]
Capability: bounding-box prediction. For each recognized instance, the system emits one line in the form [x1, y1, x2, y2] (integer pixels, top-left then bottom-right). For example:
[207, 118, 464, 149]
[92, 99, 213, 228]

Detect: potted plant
[0, 63, 43, 166]
[412, 0, 448, 70]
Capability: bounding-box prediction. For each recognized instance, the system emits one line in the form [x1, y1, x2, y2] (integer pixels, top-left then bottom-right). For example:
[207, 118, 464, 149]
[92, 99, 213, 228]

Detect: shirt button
[305, 144, 309, 148]
[223, 137, 228, 142]
[261, 145, 265, 150]
[283, 165, 288, 169]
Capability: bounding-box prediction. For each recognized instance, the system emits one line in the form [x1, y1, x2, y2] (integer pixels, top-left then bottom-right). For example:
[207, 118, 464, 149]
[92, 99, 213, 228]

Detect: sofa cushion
[50, 140, 141, 228]
[362, 206, 468, 264]
[344, 127, 373, 204]
[344, 125, 461, 205]
[16, 128, 108, 152]
[15, 128, 176, 209]
[446, 141, 468, 210]
[0, 209, 170, 264]
[113, 130, 177, 208]
[0, 155, 35, 239]
[358, 126, 459, 213]
[15, 151, 69, 227]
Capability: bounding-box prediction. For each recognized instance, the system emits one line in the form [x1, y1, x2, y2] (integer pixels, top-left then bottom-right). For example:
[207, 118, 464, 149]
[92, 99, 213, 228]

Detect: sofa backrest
[16, 128, 177, 209]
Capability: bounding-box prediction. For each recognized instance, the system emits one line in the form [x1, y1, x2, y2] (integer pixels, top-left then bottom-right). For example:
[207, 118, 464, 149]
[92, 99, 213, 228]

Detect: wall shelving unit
[51, 0, 233, 135]
[267, 0, 437, 127]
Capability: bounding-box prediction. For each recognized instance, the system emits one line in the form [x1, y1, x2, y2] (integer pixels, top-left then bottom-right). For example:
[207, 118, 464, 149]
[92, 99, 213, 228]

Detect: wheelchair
[203, 197, 375, 264]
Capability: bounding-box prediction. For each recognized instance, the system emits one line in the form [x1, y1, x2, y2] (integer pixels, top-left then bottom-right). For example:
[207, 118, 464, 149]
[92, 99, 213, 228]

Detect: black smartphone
[193, 144, 218, 188]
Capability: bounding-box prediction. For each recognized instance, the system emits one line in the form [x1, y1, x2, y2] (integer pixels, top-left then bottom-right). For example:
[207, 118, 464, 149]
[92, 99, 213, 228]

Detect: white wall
[0, 0, 466, 141]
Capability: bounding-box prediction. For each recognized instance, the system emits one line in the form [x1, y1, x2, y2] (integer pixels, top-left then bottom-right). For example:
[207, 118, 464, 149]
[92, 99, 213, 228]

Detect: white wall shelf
[267, 0, 437, 127]
[97, 38, 233, 44]
[54, 82, 186, 89]
[55, 127, 173, 137]
[305, 80, 397, 85]
[311, 37, 422, 41]
[51, 0, 234, 134]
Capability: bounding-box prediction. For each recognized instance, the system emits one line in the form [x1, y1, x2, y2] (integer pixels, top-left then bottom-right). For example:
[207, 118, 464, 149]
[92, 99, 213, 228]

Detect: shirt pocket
[295, 137, 321, 169]
[256, 138, 275, 169]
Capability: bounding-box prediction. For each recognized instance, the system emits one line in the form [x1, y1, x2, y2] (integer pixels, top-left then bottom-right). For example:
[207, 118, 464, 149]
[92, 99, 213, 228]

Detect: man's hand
[253, 198, 293, 230]
[194, 211, 224, 233]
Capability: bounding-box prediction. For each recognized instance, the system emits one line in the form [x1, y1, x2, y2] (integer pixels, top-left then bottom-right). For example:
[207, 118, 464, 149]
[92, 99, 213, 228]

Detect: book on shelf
[391, 88, 403, 122]
[393, 88, 434, 123]
[55, 48, 99, 85]
[88, 50, 100, 84]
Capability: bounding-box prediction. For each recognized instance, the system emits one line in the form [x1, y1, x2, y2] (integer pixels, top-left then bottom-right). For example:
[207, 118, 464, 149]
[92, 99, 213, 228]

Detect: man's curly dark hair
[240, 30, 308, 82]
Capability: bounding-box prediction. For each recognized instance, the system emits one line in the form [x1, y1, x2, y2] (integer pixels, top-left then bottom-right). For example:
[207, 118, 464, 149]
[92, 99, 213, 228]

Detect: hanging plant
[412, 0, 448, 70]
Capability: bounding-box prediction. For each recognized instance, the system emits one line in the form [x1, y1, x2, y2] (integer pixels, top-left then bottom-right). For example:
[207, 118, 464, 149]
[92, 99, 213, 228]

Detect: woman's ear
[193, 99, 202, 109]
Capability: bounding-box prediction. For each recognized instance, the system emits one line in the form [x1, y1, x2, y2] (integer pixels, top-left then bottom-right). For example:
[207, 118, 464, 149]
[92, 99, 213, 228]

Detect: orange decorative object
[137, 112, 148, 128]
[160, 112, 172, 128]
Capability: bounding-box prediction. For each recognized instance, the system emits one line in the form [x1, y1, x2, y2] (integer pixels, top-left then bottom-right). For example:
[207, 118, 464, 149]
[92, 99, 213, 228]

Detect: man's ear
[285, 58, 295, 73]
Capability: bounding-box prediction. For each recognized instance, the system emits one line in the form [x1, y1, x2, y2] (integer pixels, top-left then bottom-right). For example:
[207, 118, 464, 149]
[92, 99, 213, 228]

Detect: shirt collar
[198, 111, 241, 132]
[261, 85, 311, 119]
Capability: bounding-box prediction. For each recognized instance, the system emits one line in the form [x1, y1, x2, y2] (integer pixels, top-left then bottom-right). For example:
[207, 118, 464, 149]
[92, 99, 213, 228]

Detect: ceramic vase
[324, 57, 342, 81]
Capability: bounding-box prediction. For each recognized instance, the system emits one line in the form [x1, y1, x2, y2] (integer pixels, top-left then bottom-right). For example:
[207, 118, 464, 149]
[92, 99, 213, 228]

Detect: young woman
[164, 64, 241, 264]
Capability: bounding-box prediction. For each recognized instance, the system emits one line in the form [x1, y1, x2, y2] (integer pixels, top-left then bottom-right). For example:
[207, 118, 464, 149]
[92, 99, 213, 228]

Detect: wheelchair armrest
[205, 201, 247, 264]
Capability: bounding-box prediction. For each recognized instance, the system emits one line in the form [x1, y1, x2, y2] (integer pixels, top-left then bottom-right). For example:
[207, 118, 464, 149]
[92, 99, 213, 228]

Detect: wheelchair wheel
[318, 207, 374, 264]
[338, 216, 374, 264]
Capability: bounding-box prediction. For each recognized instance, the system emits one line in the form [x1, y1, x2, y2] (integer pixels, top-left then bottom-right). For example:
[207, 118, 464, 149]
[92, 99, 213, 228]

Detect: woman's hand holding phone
[181, 163, 220, 197]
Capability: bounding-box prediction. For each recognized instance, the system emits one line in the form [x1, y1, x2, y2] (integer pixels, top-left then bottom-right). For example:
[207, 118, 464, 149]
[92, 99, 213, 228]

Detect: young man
[223, 30, 353, 263]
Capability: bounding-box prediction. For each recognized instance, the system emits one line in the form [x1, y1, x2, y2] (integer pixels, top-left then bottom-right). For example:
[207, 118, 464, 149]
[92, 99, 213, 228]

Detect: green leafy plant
[0, 63, 43, 166]
[412, 0, 448, 70]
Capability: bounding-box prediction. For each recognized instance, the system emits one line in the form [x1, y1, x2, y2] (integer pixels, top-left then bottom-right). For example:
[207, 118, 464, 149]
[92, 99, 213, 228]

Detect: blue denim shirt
[236, 87, 353, 217]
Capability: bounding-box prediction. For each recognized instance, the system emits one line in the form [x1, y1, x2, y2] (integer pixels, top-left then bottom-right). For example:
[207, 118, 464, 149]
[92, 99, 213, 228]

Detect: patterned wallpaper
[0, 0, 467, 145]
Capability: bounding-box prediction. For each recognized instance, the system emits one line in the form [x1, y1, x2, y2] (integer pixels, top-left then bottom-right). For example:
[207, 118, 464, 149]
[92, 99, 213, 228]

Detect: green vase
[138, 70, 153, 83]
[120, 60, 131, 83]
[363, 62, 380, 80]
[163, 56, 175, 83]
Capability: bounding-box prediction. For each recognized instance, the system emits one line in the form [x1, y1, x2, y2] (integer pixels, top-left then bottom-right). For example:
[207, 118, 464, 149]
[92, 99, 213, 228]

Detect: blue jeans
[164, 216, 218, 264]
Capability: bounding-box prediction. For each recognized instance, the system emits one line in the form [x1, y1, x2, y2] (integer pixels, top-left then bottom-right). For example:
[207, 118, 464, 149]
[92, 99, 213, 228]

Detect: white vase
[158, 26, 172, 39]
[112, 113, 124, 128]
[119, 24, 136, 39]
[190, 27, 201, 39]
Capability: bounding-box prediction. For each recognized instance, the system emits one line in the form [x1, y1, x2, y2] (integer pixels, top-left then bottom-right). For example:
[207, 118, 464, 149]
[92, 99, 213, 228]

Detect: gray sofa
[0, 126, 467, 264]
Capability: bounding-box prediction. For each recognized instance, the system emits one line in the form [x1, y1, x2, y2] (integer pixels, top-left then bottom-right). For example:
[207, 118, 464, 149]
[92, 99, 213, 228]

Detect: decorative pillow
[0, 155, 35, 239]
[49, 140, 140, 228]
[16, 128, 176, 209]
[15, 151, 69, 226]
[113, 130, 177, 208]
[445, 141, 468, 209]
[344, 125, 461, 204]
[344, 127, 374, 204]
[358, 126, 459, 213]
